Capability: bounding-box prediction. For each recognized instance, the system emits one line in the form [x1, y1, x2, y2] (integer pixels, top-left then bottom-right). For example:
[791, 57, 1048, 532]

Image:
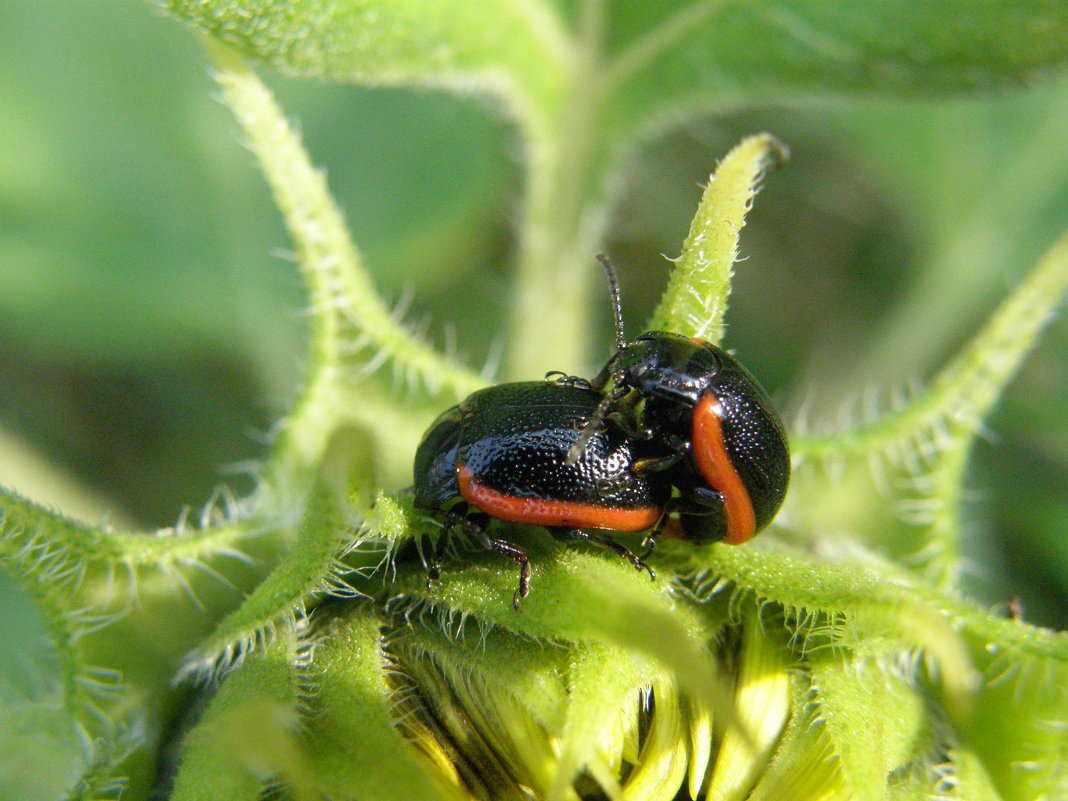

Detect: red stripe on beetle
[691, 392, 756, 544]
[457, 464, 662, 531]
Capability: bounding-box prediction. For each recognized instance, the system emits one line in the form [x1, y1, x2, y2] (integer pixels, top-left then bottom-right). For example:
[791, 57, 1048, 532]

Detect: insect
[576, 333, 791, 546]
[412, 255, 790, 608]
[413, 379, 666, 609]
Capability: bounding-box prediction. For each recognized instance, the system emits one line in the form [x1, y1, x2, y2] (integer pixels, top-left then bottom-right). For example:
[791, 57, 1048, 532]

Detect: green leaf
[549, 642, 659, 801]
[392, 545, 725, 705]
[305, 606, 444, 801]
[0, 484, 293, 796]
[166, 1, 1068, 379]
[167, 0, 565, 111]
[809, 652, 925, 800]
[675, 542, 978, 714]
[170, 634, 315, 801]
[961, 635, 1068, 801]
[207, 42, 485, 499]
[179, 426, 372, 680]
[650, 132, 787, 343]
[167, 1, 1068, 114]
[604, 1, 1068, 136]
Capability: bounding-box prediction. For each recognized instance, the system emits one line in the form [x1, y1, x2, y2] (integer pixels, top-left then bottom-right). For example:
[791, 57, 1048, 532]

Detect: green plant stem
[793, 229, 1068, 461]
[206, 40, 484, 508]
[920, 438, 969, 588]
[651, 133, 787, 341]
[504, 0, 756, 375]
[505, 8, 614, 379]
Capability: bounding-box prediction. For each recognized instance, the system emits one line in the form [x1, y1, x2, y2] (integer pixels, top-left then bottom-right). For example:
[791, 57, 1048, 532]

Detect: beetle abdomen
[455, 383, 666, 527]
[413, 405, 463, 510]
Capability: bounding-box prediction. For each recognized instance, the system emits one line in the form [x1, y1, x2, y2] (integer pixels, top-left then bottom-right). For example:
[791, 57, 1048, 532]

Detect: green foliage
[2, 1, 1068, 799]
[168, 0, 1068, 377]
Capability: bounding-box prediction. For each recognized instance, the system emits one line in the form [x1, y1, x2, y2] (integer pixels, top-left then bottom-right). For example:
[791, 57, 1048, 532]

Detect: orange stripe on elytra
[692, 392, 756, 544]
[457, 464, 661, 531]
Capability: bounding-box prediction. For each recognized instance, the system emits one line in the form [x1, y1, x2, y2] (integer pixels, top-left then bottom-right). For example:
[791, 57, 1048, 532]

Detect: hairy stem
[505, 7, 615, 378]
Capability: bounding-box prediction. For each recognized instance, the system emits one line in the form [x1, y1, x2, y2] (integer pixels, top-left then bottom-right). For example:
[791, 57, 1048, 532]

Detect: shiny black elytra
[583, 330, 791, 546]
[414, 380, 666, 609]
[412, 255, 790, 609]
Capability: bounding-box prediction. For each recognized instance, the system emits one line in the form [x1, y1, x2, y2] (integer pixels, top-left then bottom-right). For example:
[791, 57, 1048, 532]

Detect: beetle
[579, 329, 790, 546]
[413, 379, 667, 609]
[412, 254, 790, 607]
[561, 254, 789, 548]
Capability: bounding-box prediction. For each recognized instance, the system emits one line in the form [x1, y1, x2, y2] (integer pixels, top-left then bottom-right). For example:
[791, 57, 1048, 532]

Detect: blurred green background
[1, 0, 1067, 629]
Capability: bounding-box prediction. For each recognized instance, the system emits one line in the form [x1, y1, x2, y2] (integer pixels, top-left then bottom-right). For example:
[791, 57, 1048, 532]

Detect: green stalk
[505, 2, 613, 378]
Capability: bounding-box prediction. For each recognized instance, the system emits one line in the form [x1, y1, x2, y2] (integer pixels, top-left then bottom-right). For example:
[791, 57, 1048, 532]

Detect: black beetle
[412, 255, 790, 607]
[414, 379, 666, 608]
[579, 330, 790, 546]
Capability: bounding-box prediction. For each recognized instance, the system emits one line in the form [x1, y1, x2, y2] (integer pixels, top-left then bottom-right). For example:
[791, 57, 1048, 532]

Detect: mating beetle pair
[413, 256, 790, 608]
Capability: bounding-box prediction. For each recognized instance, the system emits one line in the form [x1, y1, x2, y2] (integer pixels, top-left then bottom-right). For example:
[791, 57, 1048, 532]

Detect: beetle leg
[677, 486, 725, 511]
[457, 517, 530, 610]
[666, 489, 735, 545]
[550, 528, 656, 581]
[426, 511, 532, 610]
[425, 524, 452, 593]
[473, 530, 531, 610]
[631, 450, 686, 474]
[545, 370, 592, 389]
[425, 510, 466, 594]
[638, 512, 672, 557]
[630, 432, 689, 474]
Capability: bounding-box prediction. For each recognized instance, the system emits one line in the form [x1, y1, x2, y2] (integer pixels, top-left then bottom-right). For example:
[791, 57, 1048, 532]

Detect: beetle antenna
[596, 253, 627, 352]
[566, 385, 626, 465]
[566, 254, 630, 466]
